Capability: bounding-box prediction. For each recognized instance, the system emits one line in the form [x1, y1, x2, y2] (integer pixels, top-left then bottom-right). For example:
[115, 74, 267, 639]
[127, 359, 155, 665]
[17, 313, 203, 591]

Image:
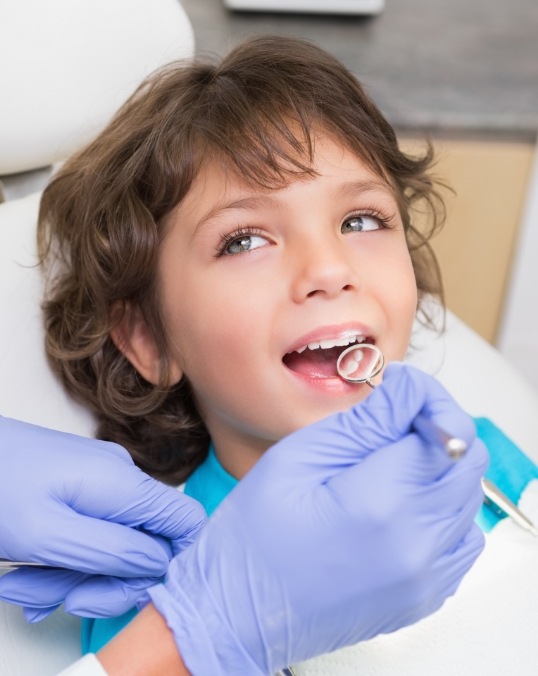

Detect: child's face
[142, 137, 417, 477]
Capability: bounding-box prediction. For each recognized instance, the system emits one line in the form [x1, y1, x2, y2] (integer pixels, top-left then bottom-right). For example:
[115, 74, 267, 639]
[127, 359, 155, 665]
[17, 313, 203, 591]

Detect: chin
[292, 396, 367, 431]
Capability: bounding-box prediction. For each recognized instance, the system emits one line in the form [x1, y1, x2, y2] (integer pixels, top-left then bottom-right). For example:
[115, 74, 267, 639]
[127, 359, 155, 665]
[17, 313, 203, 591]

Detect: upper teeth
[294, 333, 367, 354]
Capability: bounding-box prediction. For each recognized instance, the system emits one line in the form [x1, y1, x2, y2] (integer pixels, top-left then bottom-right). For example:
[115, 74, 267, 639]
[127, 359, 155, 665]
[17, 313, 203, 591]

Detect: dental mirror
[336, 343, 384, 387]
[336, 343, 467, 460]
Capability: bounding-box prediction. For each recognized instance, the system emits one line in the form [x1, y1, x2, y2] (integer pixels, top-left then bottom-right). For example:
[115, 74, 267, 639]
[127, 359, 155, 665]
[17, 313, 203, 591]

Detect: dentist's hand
[0, 417, 206, 621]
[146, 363, 488, 675]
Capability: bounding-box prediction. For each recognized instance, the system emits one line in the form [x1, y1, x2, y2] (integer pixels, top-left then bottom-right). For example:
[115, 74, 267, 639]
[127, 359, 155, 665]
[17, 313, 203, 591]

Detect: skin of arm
[97, 603, 189, 676]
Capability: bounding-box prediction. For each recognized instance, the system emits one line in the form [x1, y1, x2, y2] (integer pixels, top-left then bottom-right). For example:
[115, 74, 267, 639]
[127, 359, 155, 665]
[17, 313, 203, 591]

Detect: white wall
[497, 133, 538, 393]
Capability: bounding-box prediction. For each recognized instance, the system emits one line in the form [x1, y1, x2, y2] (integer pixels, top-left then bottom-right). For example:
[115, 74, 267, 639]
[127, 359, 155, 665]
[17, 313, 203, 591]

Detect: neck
[211, 432, 274, 480]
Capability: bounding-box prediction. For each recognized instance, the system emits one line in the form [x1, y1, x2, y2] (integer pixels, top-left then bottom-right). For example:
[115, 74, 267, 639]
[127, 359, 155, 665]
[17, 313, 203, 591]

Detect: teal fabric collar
[475, 417, 538, 532]
[184, 444, 239, 517]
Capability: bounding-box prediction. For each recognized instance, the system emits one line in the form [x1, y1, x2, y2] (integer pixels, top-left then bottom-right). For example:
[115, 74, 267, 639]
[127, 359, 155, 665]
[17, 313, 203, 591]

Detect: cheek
[164, 281, 270, 378]
[393, 258, 418, 329]
[378, 251, 418, 353]
[396, 254, 418, 311]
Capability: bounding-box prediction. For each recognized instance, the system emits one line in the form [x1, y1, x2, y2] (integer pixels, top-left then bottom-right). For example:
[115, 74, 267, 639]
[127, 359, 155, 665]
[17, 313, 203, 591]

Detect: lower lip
[284, 365, 367, 395]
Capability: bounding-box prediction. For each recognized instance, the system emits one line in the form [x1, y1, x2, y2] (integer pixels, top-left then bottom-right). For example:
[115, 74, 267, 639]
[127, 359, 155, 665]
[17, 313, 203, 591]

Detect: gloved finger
[396, 523, 485, 631]
[24, 605, 61, 623]
[64, 574, 161, 618]
[395, 481, 485, 572]
[429, 523, 485, 603]
[319, 441, 484, 580]
[380, 363, 477, 446]
[1, 419, 206, 567]
[410, 438, 487, 511]
[386, 432, 488, 492]
[348, 361, 473, 447]
[429, 486, 485, 557]
[0, 565, 161, 619]
[325, 433, 486, 522]
[28, 509, 176, 577]
[0, 568, 89, 608]
[68, 467, 207, 557]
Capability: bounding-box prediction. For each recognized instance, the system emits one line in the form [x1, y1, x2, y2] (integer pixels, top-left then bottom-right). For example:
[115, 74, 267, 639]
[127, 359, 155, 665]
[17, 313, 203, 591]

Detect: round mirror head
[336, 343, 385, 385]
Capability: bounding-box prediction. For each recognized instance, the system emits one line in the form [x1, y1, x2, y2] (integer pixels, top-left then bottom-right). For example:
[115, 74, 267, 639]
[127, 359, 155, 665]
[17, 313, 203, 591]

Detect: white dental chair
[0, 2, 194, 674]
[1, 2, 538, 675]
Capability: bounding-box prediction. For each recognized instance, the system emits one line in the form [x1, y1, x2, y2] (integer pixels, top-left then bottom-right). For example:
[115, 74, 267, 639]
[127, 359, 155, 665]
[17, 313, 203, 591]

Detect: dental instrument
[336, 343, 467, 459]
[481, 477, 538, 537]
[336, 343, 538, 535]
[0, 559, 55, 570]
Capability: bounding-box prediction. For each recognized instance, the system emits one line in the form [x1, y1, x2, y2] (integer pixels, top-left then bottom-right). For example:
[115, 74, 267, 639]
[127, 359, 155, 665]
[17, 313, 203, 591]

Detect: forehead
[174, 135, 397, 224]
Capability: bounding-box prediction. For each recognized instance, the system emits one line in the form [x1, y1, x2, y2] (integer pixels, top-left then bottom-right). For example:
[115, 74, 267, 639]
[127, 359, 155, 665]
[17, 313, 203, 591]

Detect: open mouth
[283, 333, 374, 379]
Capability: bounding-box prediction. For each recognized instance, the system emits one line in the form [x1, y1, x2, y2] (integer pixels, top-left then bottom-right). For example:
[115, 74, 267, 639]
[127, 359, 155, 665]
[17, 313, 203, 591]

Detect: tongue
[283, 346, 343, 378]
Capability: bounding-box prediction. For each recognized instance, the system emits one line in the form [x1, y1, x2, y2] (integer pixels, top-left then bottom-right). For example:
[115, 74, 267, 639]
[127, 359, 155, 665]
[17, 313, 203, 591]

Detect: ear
[110, 302, 183, 386]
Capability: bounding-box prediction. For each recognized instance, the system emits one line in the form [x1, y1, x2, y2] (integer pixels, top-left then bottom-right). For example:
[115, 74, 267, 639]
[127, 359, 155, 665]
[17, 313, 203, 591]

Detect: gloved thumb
[346, 362, 477, 453]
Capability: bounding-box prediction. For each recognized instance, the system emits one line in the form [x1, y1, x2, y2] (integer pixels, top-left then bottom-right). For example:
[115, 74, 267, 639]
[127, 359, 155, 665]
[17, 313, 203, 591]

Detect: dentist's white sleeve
[57, 654, 108, 676]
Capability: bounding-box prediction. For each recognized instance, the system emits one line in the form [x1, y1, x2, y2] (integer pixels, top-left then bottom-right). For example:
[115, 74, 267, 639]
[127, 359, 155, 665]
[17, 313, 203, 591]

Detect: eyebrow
[194, 195, 278, 234]
[336, 178, 395, 200]
[193, 178, 395, 236]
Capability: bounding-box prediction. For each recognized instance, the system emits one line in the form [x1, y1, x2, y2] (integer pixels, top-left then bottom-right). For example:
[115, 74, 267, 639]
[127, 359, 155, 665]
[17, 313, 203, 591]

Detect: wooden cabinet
[400, 137, 535, 343]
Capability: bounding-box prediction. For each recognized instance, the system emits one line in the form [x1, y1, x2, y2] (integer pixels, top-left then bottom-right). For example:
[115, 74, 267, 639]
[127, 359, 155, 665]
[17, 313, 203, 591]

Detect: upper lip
[284, 323, 376, 355]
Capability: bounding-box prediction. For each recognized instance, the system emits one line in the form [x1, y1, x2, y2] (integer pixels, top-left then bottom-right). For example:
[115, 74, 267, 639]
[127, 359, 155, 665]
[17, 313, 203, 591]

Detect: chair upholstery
[0, 0, 194, 175]
[0, 1, 195, 672]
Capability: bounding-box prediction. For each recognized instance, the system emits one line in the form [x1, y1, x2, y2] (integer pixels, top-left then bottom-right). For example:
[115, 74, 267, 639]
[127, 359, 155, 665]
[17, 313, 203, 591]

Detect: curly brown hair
[38, 35, 445, 485]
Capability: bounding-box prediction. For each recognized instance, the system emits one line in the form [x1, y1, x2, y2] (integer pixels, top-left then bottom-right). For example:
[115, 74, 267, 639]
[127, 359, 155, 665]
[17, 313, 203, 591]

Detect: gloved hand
[0, 416, 206, 621]
[146, 363, 488, 675]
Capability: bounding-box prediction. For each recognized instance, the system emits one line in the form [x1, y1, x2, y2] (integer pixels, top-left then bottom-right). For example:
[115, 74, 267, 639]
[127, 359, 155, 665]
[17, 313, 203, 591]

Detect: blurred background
[2, 0, 537, 390]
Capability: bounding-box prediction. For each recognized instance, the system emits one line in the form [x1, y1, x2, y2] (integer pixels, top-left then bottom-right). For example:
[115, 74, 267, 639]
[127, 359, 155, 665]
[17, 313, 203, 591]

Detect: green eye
[341, 215, 381, 233]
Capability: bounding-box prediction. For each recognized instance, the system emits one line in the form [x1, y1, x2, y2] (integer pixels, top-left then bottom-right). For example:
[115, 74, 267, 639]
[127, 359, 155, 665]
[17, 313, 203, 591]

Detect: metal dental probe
[336, 343, 537, 535]
[481, 477, 538, 537]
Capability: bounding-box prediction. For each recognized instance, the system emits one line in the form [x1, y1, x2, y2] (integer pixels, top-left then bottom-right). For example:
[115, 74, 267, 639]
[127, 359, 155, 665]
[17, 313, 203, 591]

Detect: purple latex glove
[0, 417, 206, 621]
[147, 363, 488, 675]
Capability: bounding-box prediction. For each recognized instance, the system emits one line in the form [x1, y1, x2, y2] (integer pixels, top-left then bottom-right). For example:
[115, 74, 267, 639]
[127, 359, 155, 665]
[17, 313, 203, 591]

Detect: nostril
[306, 282, 353, 298]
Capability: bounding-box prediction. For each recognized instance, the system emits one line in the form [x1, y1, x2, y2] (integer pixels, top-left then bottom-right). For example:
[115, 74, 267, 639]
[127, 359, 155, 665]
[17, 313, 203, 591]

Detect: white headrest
[0, 0, 194, 174]
[0, 192, 95, 435]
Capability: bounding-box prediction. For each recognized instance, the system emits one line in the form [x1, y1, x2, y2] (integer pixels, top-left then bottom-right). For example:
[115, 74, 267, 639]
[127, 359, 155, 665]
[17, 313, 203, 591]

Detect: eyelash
[345, 208, 395, 229]
[214, 208, 396, 258]
[214, 226, 267, 258]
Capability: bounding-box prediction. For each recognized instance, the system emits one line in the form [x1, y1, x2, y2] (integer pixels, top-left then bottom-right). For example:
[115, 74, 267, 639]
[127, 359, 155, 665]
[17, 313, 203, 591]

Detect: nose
[289, 236, 359, 303]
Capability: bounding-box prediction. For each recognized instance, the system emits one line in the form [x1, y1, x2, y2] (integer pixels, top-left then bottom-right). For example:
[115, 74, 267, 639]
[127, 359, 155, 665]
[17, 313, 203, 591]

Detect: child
[37, 35, 446, 655]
